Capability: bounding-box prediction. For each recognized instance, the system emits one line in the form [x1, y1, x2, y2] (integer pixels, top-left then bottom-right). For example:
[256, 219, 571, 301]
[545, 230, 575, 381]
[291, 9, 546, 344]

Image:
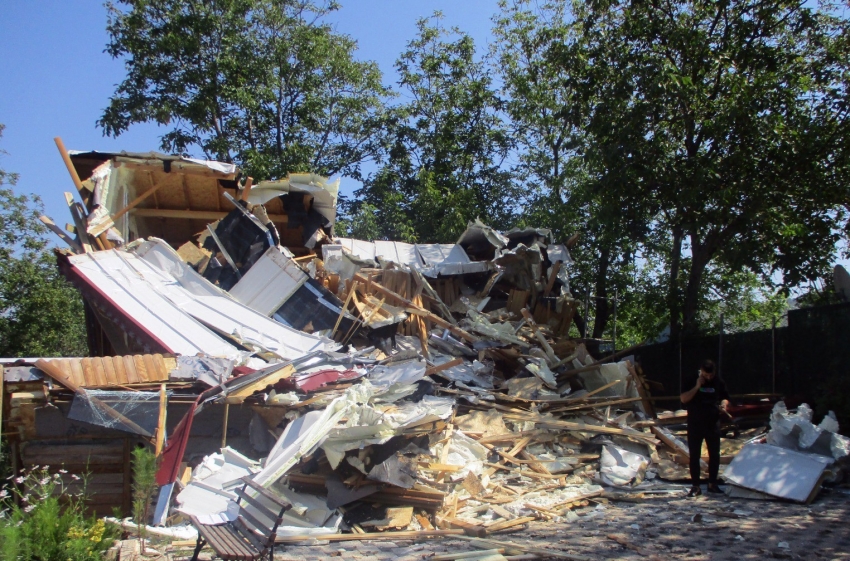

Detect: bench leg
[190, 536, 206, 561]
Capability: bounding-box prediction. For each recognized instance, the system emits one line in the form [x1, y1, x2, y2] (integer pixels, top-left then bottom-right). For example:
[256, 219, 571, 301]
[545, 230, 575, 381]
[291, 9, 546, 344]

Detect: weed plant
[0, 466, 119, 561]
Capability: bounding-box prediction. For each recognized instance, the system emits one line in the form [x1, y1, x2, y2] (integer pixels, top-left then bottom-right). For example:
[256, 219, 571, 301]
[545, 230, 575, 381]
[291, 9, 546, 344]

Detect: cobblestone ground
[172, 489, 850, 561]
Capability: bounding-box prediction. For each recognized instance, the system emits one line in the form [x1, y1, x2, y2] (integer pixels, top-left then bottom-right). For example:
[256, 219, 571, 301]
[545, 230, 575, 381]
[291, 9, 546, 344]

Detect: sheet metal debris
[6, 145, 817, 548]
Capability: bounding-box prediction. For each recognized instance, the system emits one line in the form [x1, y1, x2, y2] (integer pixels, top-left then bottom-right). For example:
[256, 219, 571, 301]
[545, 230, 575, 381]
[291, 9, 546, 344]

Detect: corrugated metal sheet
[229, 247, 308, 316]
[41, 354, 175, 388]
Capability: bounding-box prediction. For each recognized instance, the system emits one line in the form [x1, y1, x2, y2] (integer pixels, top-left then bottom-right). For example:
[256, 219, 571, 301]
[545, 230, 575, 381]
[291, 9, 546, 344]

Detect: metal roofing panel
[373, 240, 421, 267]
[68, 251, 240, 358]
[131, 239, 337, 360]
[415, 244, 472, 266]
[337, 238, 377, 261]
[229, 247, 308, 316]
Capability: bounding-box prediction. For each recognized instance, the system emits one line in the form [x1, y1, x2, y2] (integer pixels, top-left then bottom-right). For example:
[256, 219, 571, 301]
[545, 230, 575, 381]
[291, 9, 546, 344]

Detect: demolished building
[2, 142, 845, 547]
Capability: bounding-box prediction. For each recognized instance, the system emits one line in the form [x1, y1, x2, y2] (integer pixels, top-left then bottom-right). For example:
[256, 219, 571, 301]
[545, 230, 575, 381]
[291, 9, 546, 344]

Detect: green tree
[496, 0, 850, 341]
[0, 125, 87, 357]
[495, 1, 655, 344]
[354, 15, 519, 243]
[100, 0, 389, 180]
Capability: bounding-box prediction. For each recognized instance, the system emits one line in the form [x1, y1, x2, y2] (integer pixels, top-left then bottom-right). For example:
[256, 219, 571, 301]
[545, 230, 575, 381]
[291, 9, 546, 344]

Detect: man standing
[680, 359, 730, 496]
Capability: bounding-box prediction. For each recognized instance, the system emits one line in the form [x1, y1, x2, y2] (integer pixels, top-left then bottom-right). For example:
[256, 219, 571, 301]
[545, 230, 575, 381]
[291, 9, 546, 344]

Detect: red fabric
[155, 398, 198, 486]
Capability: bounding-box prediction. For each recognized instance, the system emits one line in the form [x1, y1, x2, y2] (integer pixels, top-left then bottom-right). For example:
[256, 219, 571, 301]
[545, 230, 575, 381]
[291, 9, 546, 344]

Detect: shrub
[0, 466, 119, 561]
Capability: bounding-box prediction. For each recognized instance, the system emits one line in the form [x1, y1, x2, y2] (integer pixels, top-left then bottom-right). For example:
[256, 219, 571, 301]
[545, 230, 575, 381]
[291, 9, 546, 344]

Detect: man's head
[700, 359, 716, 380]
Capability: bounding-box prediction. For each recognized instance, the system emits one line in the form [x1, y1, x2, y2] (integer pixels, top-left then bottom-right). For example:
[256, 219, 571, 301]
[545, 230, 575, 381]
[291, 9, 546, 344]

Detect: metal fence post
[771, 315, 777, 394]
[719, 313, 724, 378]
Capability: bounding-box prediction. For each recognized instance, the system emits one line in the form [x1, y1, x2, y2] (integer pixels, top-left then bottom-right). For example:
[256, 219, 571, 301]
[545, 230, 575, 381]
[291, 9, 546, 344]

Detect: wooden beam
[353, 273, 476, 343]
[221, 403, 230, 448]
[544, 261, 562, 297]
[64, 193, 92, 252]
[425, 358, 464, 376]
[130, 208, 289, 223]
[112, 179, 170, 221]
[155, 383, 167, 456]
[39, 215, 83, 253]
[113, 157, 237, 178]
[240, 176, 253, 202]
[54, 137, 89, 206]
[275, 530, 464, 544]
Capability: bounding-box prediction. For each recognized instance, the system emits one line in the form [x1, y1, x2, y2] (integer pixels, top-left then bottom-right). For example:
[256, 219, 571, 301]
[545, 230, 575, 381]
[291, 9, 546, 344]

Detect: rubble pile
[1, 145, 840, 552]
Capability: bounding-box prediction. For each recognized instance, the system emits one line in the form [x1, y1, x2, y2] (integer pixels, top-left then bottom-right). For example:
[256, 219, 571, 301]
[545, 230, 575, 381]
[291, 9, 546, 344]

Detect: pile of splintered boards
[3, 141, 694, 549]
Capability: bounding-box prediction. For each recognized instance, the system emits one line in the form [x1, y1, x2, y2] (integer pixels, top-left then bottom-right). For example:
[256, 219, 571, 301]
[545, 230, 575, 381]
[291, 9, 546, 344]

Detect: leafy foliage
[0, 126, 87, 358]
[100, 0, 389, 180]
[131, 447, 158, 551]
[354, 15, 519, 243]
[495, 0, 850, 341]
[0, 466, 120, 561]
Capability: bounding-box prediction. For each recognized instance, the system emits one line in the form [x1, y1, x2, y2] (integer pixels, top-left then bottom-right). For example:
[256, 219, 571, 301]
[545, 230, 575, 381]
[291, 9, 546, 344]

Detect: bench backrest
[233, 476, 291, 553]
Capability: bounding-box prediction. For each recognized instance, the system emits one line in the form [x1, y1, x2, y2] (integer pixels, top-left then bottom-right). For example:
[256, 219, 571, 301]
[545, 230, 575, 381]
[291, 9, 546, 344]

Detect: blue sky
[0, 0, 501, 232]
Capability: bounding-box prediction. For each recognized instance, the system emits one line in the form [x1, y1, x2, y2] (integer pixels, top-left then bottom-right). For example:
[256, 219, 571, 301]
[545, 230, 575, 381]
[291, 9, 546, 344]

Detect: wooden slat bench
[190, 477, 291, 561]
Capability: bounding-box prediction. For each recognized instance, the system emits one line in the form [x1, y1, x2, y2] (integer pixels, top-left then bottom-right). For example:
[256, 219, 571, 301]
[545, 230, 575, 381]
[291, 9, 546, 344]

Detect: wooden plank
[234, 488, 279, 523]
[425, 358, 464, 376]
[485, 516, 535, 533]
[142, 354, 159, 382]
[123, 356, 139, 384]
[221, 403, 230, 448]
[112, 179, 168, 222]
[240, 477, 291, 509]
[353, 273, 475, 342]
[102, 357, 119, 386]
[39, 215, 83, 253]
[64, 193, 93, 252]
[136, 355, 152, 383]
[240, 177, 253, 202]
[154, 354, 168, 379]
[275, 529, 464, 544]
[155, 384, 167, 456]
[54, 137, 89, 206]
[112, 357, 128, 386]
[92, 358, 108, 387]
[544, 261, 562, 297]
[233, 518, 265, 552]
[68, 357, 87, 389]
[237, 505, 274, 538]
[130, 208, 289, 223]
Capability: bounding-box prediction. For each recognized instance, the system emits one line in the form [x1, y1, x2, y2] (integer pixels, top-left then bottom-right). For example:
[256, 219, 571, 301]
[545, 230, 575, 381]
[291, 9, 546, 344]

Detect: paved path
[173, 488, 850, 561]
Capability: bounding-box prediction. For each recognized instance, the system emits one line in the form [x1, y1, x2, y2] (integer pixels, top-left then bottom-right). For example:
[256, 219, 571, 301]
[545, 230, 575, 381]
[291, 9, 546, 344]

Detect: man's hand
[695, 375, 705, 389]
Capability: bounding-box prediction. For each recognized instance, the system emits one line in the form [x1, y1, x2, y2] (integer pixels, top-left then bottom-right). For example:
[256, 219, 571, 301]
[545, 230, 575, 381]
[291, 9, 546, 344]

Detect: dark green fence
[632, 302, 850, 401]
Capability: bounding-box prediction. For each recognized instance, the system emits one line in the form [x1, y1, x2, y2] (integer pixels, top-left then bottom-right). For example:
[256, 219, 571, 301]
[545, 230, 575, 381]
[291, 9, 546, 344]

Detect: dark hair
[701, 359, 715, 374]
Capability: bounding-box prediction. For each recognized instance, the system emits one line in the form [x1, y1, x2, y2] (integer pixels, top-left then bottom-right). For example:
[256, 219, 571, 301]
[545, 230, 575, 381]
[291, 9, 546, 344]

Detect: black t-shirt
[686, 377, 730, 426]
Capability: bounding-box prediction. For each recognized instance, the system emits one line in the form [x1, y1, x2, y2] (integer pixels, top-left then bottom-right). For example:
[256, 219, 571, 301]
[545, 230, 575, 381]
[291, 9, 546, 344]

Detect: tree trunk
[667, 225, 683, 342]
[681, 236, 713, 336]
[592, 245, 611, 341]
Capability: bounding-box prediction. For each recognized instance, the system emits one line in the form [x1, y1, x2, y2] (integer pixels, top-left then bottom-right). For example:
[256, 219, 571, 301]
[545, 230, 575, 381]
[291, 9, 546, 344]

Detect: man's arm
[680, 377, 703, 404]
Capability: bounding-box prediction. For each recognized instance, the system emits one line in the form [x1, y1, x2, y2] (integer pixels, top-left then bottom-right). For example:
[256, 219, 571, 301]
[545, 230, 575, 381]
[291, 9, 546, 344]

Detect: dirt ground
[168, 486, 850, 561]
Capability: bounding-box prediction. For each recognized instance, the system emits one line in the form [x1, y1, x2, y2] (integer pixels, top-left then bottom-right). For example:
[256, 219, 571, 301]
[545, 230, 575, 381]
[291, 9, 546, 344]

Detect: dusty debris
[3, 143, 818, 556]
